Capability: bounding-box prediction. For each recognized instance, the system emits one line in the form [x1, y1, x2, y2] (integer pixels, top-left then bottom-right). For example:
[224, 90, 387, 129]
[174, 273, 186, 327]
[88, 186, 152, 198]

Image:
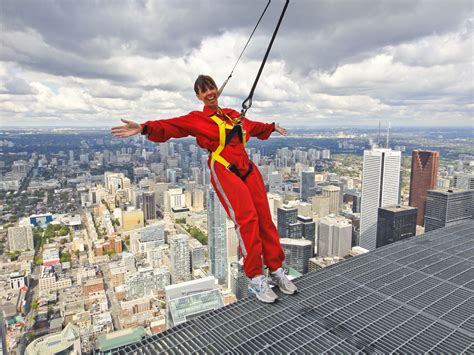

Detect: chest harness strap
[209, 113, 253, 182]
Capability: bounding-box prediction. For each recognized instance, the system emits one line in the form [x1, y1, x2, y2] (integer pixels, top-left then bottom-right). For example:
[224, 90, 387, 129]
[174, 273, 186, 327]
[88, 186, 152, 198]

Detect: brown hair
[194, 75, 217, 94]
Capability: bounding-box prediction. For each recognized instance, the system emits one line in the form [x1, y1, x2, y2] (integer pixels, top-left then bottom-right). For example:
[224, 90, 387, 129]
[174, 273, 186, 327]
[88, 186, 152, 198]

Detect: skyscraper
[188, 238, 206, 270]
[277, 206, 298, 238]
[207, 187, 228, 285]
[298, 216, 316, 246]
[300, 171, 316, 201]
[321, 149, 331, 160]
[311, 195, 330, 219]
[424, 189, 473, 232]
[360, 148, 401, 250]
[377, 205, 417, 248]
[318, 215, 352, 258]
[230, 262, 249, 300]
[409, 150, 439, 226]
[268, 172, 283, 194]
[142, 191, 156, 222]
[280, 238, 313, 274]
[344, 190, 361, 213]
[322, 185, 341, 214]
[454, 173, 474, 190]
[226, 220, 239, 262]
[169, 234, 191, 283]
[192, 189, 204, 211]
[104, 172, 130, 194]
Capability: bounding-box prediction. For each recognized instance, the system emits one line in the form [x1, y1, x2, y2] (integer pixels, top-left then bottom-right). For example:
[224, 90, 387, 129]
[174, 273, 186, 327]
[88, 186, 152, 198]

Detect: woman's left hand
[275, 123, 287, 136]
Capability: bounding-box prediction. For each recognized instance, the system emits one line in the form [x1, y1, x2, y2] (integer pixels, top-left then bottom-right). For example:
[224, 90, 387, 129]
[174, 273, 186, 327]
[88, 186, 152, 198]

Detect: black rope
[218, 0, 272, 97]
[241, 0, 289, 117]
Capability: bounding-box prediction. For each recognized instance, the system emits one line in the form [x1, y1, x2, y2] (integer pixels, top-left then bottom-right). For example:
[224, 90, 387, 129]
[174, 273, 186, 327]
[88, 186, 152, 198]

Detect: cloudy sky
[0, 0, 472, 128]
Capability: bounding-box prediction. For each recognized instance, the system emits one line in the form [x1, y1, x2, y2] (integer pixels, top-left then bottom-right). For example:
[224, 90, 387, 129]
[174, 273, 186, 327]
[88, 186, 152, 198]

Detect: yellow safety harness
[209, 110, 253, 181]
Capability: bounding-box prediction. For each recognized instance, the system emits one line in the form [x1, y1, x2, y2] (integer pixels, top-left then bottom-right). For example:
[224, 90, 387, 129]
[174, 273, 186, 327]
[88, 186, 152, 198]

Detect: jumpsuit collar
[203, 105, 218, 117]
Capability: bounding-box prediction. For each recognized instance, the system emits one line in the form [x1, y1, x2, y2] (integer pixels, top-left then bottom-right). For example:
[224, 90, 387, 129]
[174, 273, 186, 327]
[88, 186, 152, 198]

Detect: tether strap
[241, 0, 290, 117]
[218, 0, 271, 97]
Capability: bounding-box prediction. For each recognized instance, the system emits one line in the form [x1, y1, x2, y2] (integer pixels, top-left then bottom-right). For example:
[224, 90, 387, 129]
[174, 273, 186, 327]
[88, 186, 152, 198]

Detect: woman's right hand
[111, 119, 142, 138]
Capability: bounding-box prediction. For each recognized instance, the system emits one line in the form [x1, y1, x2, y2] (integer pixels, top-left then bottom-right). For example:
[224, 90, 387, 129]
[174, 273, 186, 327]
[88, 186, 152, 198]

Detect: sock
[251, 274, 265, 282]
[271, 267, 284, 276]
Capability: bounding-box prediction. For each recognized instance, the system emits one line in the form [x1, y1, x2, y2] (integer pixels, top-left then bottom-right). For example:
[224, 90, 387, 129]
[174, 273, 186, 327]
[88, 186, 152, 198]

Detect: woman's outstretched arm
[111, 113, 197, 142]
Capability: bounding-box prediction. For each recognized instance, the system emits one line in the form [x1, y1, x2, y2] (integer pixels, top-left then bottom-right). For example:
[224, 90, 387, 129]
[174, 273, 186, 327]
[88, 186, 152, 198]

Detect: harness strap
[209, 113, 251, 180]
[229, 162, 253, 182]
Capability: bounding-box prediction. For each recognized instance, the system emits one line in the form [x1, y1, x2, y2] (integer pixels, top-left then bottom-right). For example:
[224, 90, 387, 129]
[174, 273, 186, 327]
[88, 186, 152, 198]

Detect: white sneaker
[248, 275, 279, 303]
[271, 267, 298, 295]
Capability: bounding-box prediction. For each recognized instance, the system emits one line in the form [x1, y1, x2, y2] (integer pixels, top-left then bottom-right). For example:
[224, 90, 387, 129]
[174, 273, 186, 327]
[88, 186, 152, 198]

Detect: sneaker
[248, 275, 279, 303]
[271, 267, 298, 295]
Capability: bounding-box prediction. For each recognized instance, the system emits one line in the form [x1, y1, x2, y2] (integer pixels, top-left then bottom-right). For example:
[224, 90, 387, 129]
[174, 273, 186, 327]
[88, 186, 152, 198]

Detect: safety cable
[218, 0, 271, 97]
[241, 0, 289, 118]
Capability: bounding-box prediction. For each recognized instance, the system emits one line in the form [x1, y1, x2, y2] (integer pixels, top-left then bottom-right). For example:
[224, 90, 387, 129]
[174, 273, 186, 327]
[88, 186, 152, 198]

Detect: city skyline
[1, 127, 473, 353]
[0, 1, 472, 128]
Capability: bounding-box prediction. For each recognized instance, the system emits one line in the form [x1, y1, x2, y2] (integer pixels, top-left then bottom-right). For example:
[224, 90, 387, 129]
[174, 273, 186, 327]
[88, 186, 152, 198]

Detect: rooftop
[104, 221, 474, 354]
[381, 205, 418, 213]
[96, 327, 147, 352]
[431, 188, 472, 196]
[280, 238, 313, 246]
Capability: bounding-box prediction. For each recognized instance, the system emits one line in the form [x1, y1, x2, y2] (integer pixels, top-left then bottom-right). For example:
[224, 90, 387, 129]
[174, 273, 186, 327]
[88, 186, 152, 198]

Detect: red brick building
[94, 235, 122, 256]
[409, 150, 439, 226]
[83, 278, 104, 296]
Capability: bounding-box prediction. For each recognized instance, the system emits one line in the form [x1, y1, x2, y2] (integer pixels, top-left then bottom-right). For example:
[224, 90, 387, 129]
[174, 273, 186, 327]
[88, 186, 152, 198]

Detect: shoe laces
[253, 276, 270, 292]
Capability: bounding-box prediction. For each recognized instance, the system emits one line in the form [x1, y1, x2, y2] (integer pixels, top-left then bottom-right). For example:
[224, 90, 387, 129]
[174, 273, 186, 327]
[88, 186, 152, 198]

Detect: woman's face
[196, 85, 219, 109]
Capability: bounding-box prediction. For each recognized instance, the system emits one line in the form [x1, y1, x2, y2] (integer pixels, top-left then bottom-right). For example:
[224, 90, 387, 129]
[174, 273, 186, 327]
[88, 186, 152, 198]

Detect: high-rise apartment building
[409, 150, 439, 226]
[424, 189, 473, 232]
[360, 148, 401, 250]
[300, 171, 316, 202]
[188, 238, 206, 270]
[454, 173, 474, 190]
[318, 215, 352, 258]
[104, 172, 130, 194]
[8, 225, 34, 252]
[229, 262, 249, 300]
[321, 149, 331, 160]
[169, 234, 191, 283]
[377, 205, 417, 248]
[227, 220, 239, 262]
[322, 185, 341, 214]
[207, 187, 228, 284]
[192, 189, 204, 211]
[277, 206, 298, 238]
[142, 191, 156, 222]
[280, 238, 313, 274]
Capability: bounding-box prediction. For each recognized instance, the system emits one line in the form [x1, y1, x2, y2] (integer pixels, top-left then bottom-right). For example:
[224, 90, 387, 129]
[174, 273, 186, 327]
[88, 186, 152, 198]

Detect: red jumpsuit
[142, 106, 285, 278]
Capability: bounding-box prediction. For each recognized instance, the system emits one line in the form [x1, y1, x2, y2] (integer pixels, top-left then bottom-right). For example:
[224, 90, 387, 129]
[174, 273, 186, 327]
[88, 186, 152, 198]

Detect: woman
[111, 75, 297, 303]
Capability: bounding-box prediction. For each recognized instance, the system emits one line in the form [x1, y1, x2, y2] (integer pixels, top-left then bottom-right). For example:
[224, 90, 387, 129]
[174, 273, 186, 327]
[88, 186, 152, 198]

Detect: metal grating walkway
[100, 221, 474, 354]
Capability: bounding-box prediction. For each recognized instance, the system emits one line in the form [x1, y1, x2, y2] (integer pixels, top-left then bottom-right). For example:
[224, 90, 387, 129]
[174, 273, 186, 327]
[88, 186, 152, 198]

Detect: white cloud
[0, 1, 472, 127]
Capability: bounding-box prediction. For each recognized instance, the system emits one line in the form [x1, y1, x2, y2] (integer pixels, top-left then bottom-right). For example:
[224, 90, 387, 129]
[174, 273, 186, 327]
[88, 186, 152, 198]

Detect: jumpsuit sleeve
[140, 113, 196, 143]
[244, 117, 275, 140]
